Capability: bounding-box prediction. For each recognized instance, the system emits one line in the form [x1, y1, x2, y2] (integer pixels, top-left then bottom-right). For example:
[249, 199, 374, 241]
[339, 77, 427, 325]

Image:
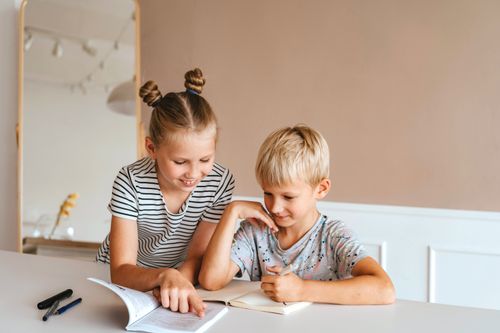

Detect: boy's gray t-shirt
[230, 214, 368, 281]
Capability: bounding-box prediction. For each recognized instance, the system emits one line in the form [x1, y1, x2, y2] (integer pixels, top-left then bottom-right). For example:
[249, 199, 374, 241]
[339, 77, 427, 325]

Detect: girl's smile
[147, 127, 217, 195]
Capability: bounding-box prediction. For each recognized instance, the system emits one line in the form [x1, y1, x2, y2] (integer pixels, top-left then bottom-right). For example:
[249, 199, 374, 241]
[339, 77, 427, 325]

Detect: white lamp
[107, 80, 136, 116]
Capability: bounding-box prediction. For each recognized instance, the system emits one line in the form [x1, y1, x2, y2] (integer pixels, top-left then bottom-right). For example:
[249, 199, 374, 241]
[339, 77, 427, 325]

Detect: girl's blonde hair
[255, 125, 330, 187]
[139, 68, 217, 146]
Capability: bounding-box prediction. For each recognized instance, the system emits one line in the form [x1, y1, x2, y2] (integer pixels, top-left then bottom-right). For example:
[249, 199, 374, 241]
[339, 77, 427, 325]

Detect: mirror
[19, 0, 140, 249]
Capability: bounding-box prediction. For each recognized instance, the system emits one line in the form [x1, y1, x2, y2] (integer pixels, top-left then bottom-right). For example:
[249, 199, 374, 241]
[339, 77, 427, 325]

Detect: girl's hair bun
[184, 68, 206, 94]
[139, 80, 162, 107]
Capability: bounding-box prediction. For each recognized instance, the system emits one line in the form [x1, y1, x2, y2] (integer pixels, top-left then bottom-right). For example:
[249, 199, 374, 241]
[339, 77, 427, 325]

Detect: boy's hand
[228, 201, 278, 232]
[261, 265, 304, 302]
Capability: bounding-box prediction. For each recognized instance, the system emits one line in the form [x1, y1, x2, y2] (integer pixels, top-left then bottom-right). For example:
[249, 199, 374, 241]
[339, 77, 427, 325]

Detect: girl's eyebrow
[171, 154, 214, 161]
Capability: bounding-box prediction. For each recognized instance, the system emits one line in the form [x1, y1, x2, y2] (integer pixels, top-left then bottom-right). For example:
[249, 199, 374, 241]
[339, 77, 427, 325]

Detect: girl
[96, 68, 235, 317]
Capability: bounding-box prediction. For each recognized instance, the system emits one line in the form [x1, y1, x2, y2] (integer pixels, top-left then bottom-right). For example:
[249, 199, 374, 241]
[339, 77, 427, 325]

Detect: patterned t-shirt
[96, 157, 235, 268]
[230, 214, 368, 281]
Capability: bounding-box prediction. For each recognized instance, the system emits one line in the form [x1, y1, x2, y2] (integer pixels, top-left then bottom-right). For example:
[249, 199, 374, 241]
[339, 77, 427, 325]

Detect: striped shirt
[96, 157, 235, 268]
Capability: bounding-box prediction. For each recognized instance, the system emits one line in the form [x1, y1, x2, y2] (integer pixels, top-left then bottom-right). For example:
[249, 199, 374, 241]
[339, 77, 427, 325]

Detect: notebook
[197, 279, 311, 315]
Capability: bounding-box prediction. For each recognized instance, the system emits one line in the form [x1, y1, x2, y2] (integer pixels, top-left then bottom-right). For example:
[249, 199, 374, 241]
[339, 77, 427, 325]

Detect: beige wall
[140, 0, 500, 212]
[0, 0, 19, 251]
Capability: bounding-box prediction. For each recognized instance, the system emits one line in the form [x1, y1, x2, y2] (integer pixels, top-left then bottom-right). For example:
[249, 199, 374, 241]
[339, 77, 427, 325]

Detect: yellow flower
[48, 193, 80, 239]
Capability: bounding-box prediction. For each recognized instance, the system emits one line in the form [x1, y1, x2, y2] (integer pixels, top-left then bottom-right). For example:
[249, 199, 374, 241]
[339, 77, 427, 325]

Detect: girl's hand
[228, 201, 278, 232]
[260, 265, 305, 302]
[156, 268, 207, 317]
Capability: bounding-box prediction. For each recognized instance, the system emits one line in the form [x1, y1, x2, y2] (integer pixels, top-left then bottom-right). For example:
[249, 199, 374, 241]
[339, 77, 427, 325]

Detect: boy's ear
[145, 137, 157, 159]
[315, 178, 331, 199]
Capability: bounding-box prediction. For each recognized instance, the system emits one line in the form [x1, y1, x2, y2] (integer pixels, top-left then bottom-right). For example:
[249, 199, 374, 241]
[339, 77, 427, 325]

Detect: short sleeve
[201, 169, 235, 223]
[107, 167, 139, 221]
[329, 222, 368, 278]
[230, 221, 257, 278]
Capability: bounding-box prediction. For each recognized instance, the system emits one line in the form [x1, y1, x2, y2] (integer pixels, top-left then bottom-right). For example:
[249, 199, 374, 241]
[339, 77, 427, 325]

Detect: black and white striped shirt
[96, 157, 235, 268]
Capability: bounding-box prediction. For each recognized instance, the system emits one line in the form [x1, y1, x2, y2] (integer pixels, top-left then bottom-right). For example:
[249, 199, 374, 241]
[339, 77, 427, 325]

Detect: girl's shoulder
[202, 162, 235, 184]
[210, 162, 233, 177]
[121, 157, 156, 176]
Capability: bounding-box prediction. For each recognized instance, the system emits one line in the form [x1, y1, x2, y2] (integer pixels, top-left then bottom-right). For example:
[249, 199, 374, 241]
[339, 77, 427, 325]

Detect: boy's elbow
[198, 268, 222, 291]
[379, 280, 396, 304]
[198, 273, 223, 291]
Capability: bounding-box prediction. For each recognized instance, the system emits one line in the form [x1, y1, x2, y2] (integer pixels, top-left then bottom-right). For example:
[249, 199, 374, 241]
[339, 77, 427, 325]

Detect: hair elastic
[151, 97, 162, 107]
[186, 89, 199, 95]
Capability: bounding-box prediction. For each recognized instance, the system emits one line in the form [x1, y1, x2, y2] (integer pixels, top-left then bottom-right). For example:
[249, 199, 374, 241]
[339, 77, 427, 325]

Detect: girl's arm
[109, 216, 206, 316]
[261, 257, 395, 305]
[199, 201, 278, 290]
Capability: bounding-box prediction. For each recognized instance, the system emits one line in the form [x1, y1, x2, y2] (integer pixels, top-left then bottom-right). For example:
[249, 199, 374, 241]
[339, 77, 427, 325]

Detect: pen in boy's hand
[278, 264, 295, 305]
[280, 264, 294, 276]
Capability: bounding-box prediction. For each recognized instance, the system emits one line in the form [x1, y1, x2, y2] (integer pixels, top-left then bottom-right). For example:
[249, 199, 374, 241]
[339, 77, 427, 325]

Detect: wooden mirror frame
[16, 0, 144, 252]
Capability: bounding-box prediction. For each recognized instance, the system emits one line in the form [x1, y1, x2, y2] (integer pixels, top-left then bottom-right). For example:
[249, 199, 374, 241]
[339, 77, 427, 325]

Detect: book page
[88, 277, 159, 326]
[230, 289, 311, 315]
[196, 280, 260, 304]
[130, 303, 228, 333]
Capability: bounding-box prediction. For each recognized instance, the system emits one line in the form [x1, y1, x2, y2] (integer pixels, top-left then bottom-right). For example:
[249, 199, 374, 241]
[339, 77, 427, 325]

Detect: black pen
[56, 298, 82, 315]
[37, 289, 73, 309]
[42, 300, 60, 321]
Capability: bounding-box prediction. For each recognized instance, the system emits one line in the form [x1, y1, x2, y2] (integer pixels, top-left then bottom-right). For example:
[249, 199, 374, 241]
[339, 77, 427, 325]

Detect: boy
[199, 125, 395, 304]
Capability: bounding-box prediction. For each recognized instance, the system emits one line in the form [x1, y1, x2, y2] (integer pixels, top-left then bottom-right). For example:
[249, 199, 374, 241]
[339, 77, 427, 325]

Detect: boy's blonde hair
[255, 125, 330, 187]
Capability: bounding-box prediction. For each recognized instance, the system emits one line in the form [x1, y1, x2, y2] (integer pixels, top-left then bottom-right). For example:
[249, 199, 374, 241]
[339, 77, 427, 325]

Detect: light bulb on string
[82, 40, 97, 56]
[24, 31, 34, 51]
[52, 40, 63, 58]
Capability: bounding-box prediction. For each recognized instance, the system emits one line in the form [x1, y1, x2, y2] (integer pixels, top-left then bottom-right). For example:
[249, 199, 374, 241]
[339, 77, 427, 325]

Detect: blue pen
[55, 298, 82, 315]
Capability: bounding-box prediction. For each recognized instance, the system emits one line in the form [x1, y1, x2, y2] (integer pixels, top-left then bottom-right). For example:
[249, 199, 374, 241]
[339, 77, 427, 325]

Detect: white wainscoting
[234, 196, 500, 310]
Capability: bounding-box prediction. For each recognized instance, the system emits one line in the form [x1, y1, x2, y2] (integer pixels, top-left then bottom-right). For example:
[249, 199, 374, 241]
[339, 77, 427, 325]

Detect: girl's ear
[315, 178, 331, 199]
[145, 137, 157, 159]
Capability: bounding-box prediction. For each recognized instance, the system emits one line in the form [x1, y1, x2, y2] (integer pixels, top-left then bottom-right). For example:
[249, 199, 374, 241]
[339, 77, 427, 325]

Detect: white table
[1, 250, 499, 332]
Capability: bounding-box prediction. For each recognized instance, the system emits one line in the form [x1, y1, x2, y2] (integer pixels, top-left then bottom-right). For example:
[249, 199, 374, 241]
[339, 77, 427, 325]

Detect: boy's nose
[269, 200, 283, 214]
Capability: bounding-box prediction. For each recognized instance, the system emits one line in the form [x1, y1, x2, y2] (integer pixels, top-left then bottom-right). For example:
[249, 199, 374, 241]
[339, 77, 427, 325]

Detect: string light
[71, 13, 134, 94]
[24, 31, 34, 51]
[52, 40, 63, 58]
[82, 40, 97, 57]
[24, 9, 134, 94]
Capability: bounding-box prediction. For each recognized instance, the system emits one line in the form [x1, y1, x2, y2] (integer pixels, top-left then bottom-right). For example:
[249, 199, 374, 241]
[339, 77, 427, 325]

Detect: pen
[56, 298, 82, 315]
[279, 264, 295, 306]
[37, 289, 73, 309]
[42, 300, 60, 321]
[280, 264, 294, 276]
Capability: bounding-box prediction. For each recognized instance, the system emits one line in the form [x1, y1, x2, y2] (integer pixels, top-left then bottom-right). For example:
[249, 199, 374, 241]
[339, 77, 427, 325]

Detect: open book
[197, 280, 311, 315]
[88, 278, 227, 333]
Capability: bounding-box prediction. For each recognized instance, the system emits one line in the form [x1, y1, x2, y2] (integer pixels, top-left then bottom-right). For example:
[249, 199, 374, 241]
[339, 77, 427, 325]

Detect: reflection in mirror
[21, 0, 138, 249]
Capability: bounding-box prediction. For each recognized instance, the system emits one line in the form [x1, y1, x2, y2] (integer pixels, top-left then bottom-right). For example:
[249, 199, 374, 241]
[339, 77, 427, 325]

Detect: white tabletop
[1, 250, 499, 332]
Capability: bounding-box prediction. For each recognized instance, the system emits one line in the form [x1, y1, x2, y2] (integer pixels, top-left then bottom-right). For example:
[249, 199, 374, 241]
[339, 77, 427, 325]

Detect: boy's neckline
[274, 213, 325, 251]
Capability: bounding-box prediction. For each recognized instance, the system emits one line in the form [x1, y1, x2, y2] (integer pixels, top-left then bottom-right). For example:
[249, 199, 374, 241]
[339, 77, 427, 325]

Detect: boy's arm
[199, 201, 277, 290]
[262, 257, 396, 305]
[177, 221, 217, 285]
